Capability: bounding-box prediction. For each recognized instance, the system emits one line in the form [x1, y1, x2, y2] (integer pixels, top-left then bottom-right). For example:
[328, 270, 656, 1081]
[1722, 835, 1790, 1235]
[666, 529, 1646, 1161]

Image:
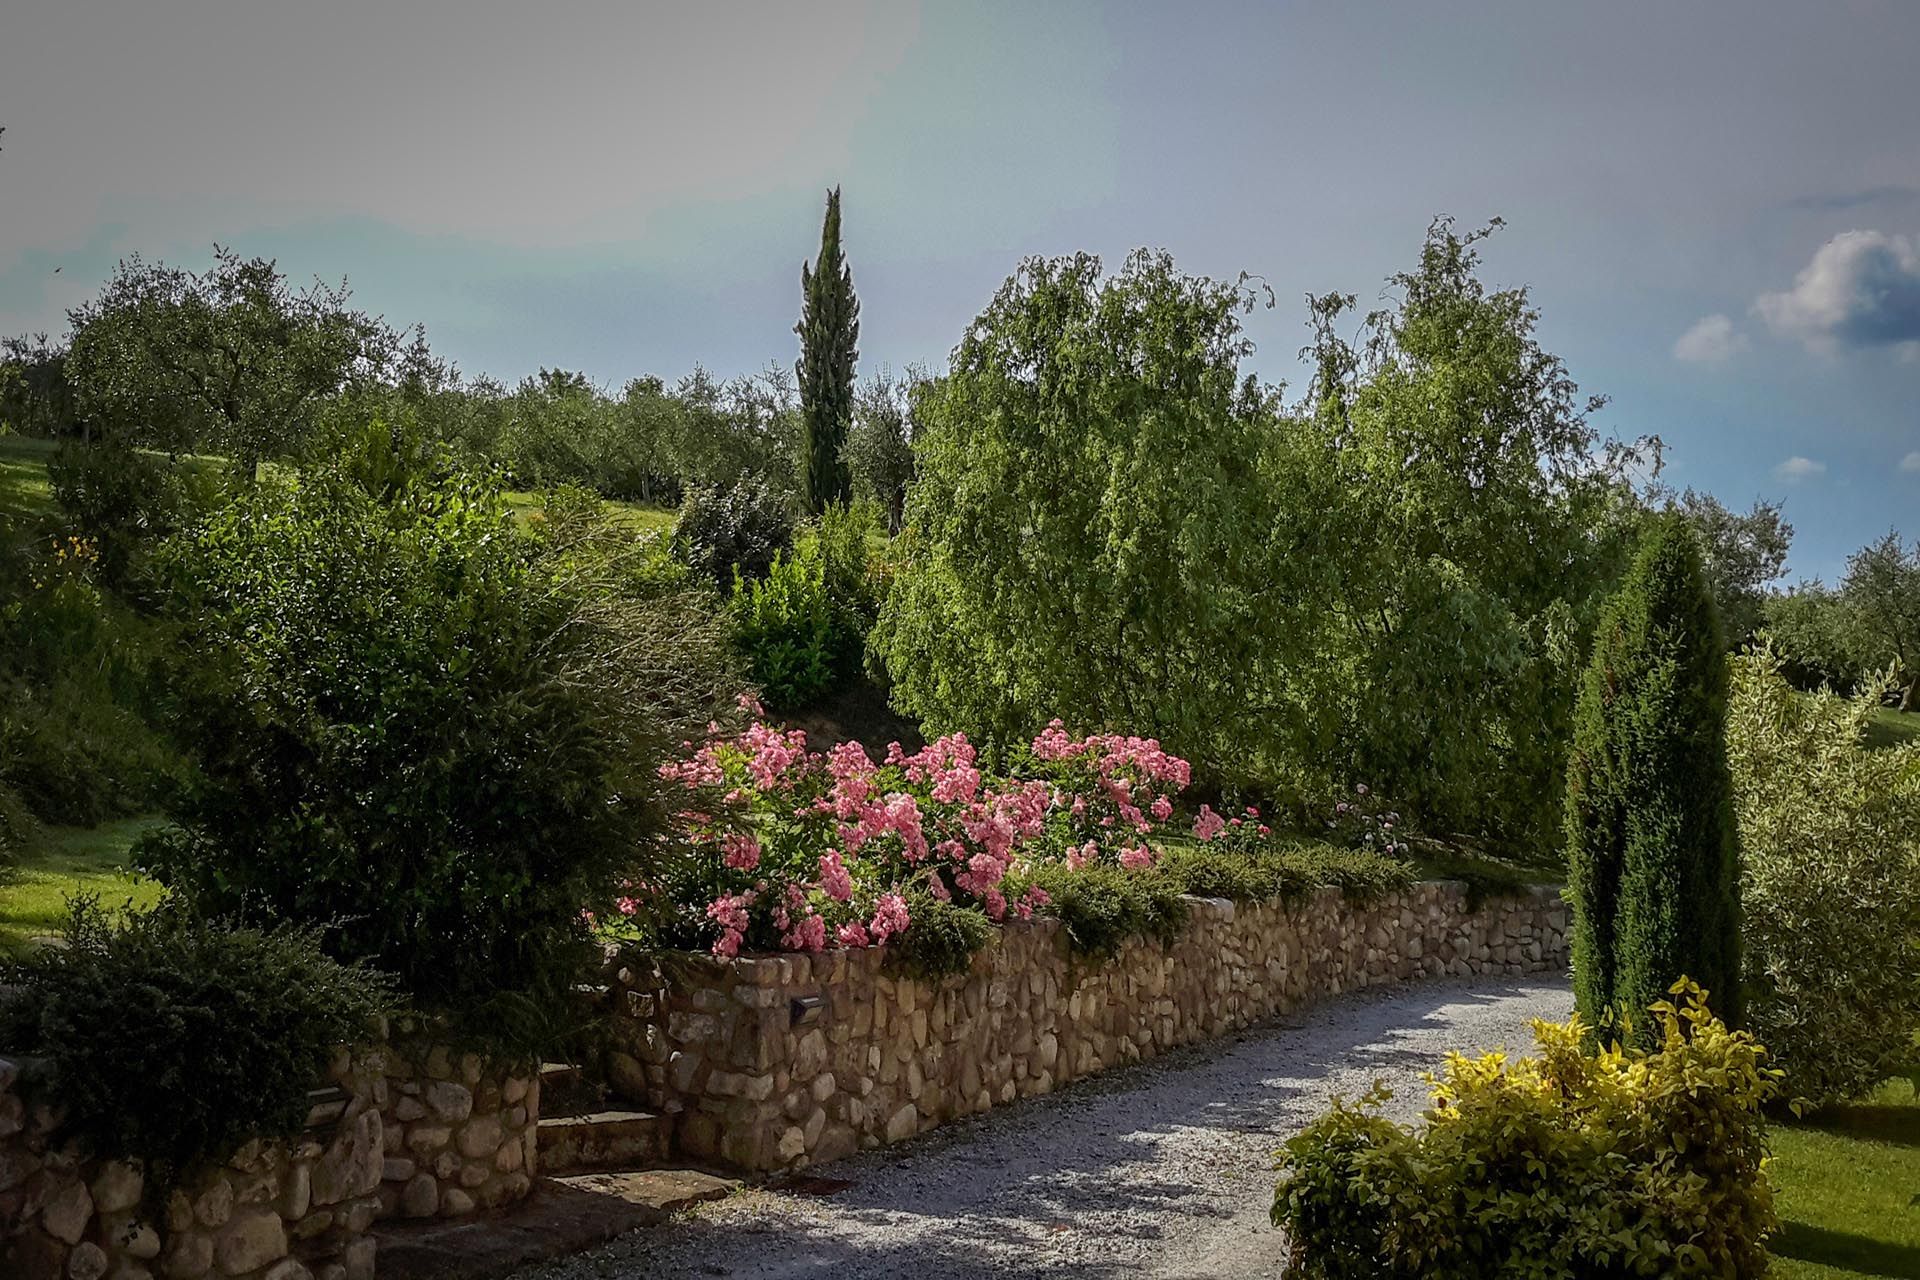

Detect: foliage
[1762, 583, 1875, 694]
[875, 223, 1649, 848]
[1017, 862, 1189, 961]
[1567, 513, 1742, 1044]
[0, 898, 393, 1201]
[0, 531, 174, 825]
[673, 477, 796, 589]
[844, 369, 916, 533]
[46, 439, 225, 590]
[1271, 982, 1780, 1280]
[883, 894, 993, 981]
[1673, 488, 1793, 647]
[1840, 531, 1920, 711]
[731, 545, 837, 709]
[872, 249, 1285, 788]
[63, 249, 409, 477]
[135, 443, 735, 1013]
[1726, 646, 1920, 1105]
[795, 187, 859, 514]
[1291, 219, 1653, 848]
[0, 334, 76, 439]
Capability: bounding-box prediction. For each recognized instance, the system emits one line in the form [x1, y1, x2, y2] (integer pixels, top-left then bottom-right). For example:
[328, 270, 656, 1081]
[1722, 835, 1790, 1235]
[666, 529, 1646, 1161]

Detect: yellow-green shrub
[1272, 981, 1779, 1279]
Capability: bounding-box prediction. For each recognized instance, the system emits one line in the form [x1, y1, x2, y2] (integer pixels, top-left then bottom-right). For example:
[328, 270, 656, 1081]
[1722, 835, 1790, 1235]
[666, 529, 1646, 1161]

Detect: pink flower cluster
[662, 716, 1199, 958]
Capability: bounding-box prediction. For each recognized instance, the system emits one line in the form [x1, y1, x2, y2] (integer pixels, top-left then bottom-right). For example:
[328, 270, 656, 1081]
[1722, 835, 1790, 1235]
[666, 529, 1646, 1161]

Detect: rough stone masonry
[605, 881, 1570, 1172]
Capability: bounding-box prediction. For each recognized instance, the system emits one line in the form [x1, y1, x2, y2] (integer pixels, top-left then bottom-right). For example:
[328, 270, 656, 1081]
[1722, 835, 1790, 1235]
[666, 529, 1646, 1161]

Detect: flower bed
[633, 703, 1403, 972]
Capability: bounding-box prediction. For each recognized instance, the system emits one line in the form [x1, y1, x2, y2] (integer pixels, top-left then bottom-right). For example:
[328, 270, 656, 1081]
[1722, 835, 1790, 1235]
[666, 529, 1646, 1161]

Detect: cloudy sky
[2, 1, 1916, 578]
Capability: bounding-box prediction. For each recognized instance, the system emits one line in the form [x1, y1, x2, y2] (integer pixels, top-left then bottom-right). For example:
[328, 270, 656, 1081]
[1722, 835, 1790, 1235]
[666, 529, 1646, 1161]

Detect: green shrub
[728, 504, 884, 710]
[1271, 981, 1779, 1280]
[1018, 863, 1189, 960]
[731, 546, 836, 709]
[0, 537, 174, 826]
[673, 478, 794, 589]
[884, 895, 993, 982]
[1158, 842, 1416, 906]
[137, 452, 735, 1017]
[1567, 513, 1741, 1043]
[46, 440, 223, 592]
[0, 898, 393, 1202]
[1727, 646, 1920, 1104]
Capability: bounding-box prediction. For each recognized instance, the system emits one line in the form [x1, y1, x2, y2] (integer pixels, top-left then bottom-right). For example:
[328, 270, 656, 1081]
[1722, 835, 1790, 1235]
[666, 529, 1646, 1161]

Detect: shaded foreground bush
[1728, 646, 1920, 1105]
[1272, 981, 1779, 1280]
[0, 899, 393, 1204]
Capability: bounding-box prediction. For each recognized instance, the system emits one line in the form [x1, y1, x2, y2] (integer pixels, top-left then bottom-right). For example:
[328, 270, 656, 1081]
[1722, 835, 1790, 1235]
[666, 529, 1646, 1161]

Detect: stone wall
[0, 1037, 539, 1280]
[364, 1042, 537, 1221]
[0, 1054, 381, 1280]
[607, 881, 1569, 1172]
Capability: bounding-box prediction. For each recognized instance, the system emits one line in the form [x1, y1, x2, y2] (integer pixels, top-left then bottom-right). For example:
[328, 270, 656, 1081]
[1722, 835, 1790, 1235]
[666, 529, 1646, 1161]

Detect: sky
[2, 1, 1916, 580]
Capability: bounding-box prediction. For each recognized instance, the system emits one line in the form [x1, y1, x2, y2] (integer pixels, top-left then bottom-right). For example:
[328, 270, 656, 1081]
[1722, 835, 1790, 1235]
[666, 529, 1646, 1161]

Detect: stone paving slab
[375, 1170, 736, 1280]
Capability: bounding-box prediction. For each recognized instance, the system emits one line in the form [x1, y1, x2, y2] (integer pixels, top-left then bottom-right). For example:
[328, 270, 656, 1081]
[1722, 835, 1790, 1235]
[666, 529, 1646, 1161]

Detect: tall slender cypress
[1567, 512, 1743, 1042]
[795, 187, 859, 514]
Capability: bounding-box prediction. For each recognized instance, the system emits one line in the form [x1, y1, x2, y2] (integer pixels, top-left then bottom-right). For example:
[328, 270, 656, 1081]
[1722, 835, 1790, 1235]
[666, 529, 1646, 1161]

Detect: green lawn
[0, 816, 165, 953]
[0, 433, 57, 515]
[1865, 706, 1920, 751]
[1769, 1069, 1920, 1279]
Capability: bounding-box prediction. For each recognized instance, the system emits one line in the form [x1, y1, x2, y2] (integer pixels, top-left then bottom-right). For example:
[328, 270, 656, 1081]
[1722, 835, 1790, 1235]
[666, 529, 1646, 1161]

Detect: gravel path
[518, 975, 1573, 1280]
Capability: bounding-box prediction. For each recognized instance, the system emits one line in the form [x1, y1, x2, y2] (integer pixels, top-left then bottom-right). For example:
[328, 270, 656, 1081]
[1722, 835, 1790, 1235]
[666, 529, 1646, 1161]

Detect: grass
[0, 433, 57, 516]
[0, 815, 165, 954]
[1768, 1068, 1920, 1279]
[1865, 706, 1920, 751]
[501, 486, 678, 535]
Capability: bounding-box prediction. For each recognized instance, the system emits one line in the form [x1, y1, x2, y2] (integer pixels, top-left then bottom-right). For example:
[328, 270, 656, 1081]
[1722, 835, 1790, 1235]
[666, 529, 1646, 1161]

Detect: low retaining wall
[1, 1054, 381, 1280]
[1, 1038, 538, 1280]
[607, 881, 1569, 1172]
[363, 1042, 537, 1221]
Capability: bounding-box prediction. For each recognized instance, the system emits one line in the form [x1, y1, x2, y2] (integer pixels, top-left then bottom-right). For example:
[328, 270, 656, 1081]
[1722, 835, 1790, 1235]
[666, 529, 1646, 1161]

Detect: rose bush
[636, 706, 1208, 964]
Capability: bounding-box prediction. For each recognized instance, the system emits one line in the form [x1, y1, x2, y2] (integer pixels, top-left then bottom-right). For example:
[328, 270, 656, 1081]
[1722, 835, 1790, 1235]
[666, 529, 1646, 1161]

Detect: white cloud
[1901, 451, 1920, 473]
[1755, 230, 1920, 353]
[1773, 456, 1827, 482]
[1672, 313, 1749, 364]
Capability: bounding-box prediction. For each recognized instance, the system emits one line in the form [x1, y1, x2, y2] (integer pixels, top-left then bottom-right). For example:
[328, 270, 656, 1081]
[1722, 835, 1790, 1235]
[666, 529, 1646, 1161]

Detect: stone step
[537, 1109, 671, 1174]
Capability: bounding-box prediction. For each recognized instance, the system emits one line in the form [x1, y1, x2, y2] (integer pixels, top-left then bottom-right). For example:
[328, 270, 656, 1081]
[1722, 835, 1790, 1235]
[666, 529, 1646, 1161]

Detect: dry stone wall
[0, 1038, 538, 1280]
[367, 1041, 537, 1222]
[0, 1053, 381, 1280]
[608, 881, 1569, 1172]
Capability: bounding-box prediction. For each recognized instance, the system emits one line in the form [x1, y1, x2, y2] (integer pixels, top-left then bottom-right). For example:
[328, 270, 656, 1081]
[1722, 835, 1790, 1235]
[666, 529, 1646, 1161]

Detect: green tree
[1672, 488, 1792, 647]
[1840, 530, 1920, 710]
[1761, 582, 1872, 693]
[1566, 513, 1742, 1041]
[794, 187, 859, 515]
[871, 249, 1291, 784]
[844, 368, 917, 533]
[64, 249, 398, 477]
[1294, 219, 1653, 845]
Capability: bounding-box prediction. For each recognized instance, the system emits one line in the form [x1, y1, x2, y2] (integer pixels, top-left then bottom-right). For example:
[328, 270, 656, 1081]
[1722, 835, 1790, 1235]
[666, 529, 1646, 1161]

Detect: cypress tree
[795, 186, 859, 515]
[1566, 512, 1742, 1043]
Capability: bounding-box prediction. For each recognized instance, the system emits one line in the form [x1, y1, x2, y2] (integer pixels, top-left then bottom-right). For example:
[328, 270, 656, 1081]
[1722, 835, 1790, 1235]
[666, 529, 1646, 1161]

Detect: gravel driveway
[517, 975, 1573, 1280]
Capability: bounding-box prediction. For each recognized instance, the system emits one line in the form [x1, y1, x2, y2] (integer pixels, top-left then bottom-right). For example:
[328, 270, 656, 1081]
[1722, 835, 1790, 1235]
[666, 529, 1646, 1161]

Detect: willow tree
[794, 187, 859, 515]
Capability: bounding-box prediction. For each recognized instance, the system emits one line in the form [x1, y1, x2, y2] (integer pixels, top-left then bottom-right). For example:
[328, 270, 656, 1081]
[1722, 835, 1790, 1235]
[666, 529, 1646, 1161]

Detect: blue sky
[2, 1, 1916, 579]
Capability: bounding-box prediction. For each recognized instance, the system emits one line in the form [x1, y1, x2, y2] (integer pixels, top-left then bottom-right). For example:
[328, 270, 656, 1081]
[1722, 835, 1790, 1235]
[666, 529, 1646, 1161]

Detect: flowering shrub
[1272, 980, 1780, 1280]
[645, 710, 1196, 964]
